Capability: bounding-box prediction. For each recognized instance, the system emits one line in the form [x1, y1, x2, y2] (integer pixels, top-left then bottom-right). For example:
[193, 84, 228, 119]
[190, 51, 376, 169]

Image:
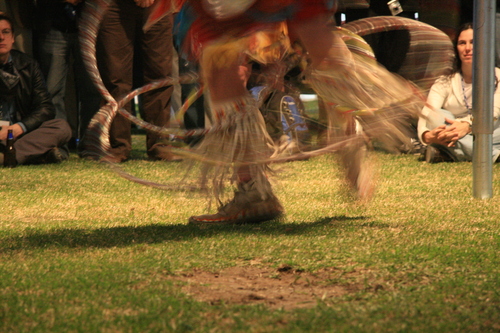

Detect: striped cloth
[344, 16, 454, 95]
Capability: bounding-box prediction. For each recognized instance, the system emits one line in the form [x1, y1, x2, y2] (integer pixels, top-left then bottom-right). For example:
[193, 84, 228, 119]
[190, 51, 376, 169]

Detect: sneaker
[405, 138, 425, 155]
[495, 152, 500, 163]
[424, 145, 455, 163]
[189, 183, 284, 225]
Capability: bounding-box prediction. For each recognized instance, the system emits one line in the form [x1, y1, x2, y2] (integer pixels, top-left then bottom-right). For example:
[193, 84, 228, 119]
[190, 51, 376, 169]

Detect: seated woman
[418, 22, 500, 163]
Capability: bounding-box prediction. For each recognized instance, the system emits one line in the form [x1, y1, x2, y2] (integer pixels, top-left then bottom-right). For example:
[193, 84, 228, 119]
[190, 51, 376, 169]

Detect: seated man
[0, 14, 71, 165]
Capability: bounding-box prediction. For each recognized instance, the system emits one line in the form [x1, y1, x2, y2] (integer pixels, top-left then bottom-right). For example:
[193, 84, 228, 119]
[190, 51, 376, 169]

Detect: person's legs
[14, 119, 72, 165]
[140, 13, 175, 160]
[490, 118, 500, 162]
[96, 0, 136, 161]
[289, 12, 423, 197]
[188, 46, 283, 224]
[203, 51, 262, 185]
[425, 110, 500, 162]
[289, 14, 374, 198]
[73, 31, 102, 145]
[37, 28, 70, 120]
[425, 109, 472, 161]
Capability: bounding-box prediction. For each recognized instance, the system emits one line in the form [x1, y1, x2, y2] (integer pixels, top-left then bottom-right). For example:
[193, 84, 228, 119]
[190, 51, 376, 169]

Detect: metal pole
[472, 0, 495, 199]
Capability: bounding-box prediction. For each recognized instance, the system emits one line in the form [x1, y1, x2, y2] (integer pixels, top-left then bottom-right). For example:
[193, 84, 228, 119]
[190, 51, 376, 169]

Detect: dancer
[80, 0, 425, 225]
[179, 1, 424, 224]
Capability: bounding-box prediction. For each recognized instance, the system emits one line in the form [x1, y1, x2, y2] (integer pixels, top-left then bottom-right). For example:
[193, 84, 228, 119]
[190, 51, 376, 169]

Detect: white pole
[472, 0, 495, 199]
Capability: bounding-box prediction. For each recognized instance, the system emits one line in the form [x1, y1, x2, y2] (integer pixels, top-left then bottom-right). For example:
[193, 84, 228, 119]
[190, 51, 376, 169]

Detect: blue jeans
[426, 109, 500, 161]
[37, 28, 102, 141]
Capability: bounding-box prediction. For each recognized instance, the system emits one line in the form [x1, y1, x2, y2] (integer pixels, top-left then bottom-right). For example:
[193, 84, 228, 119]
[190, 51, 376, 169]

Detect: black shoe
[43, 147, 66, 164]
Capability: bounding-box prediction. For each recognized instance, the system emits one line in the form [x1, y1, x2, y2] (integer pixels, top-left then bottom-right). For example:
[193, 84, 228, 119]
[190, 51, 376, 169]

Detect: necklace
[461, 76, 472, 114]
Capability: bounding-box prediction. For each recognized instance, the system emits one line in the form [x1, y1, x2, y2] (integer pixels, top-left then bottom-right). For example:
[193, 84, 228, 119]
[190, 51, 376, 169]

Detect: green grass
[1, 134, 500, 332]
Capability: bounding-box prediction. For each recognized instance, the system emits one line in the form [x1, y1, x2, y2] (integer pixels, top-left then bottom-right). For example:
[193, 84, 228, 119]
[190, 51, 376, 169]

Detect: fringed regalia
[79, 0, 452, 223]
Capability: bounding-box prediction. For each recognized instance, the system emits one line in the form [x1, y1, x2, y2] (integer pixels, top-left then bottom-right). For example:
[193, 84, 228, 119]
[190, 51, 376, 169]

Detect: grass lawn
[0, 133, 499, 332]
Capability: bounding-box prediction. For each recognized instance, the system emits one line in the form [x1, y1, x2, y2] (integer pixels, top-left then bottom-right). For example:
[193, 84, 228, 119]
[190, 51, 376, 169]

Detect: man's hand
[0, 124, 24, 141]
[134, 0, 155, 8]
[422, 118, 471, 147]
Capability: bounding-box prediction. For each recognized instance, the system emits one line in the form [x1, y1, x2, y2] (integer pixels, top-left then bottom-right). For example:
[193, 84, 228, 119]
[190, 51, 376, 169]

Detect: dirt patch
[171, 265, 365, 310]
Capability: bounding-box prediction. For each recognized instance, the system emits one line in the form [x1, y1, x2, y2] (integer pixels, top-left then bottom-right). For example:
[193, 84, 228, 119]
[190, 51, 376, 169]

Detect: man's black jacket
[0, 49, 55, 133]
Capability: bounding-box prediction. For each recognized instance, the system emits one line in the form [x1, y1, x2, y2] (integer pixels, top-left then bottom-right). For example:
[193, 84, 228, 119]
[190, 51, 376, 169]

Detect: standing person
[418, 23, 500, 163]
[0, 14, 72, 165]
[35, 0, 102, 147]
[94, 0, 175, 162]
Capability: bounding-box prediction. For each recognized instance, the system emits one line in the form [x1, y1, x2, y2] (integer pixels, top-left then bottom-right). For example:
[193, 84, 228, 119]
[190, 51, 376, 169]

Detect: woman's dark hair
[452, 22, 473, 74]
[451, 22, 498, 87]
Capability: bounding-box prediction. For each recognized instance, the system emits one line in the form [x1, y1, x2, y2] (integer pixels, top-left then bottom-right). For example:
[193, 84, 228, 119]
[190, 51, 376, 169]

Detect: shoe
[29, 147, 67, 165]
[338, 135, 374, 201]
[494, 151, 500, 163]
[44, 147, 66, 164]
[424, 145, 455, 163]
[189, 182, 284, 225]
[402, 138, 425, 155]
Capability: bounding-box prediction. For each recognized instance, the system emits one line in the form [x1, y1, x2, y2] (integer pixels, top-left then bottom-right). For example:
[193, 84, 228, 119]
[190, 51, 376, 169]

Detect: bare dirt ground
[171, 265, 367, 310]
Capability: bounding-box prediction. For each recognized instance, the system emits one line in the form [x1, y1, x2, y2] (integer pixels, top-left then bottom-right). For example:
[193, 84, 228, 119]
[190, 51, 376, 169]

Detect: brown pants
[14, 119, 72, 164]
[96, 0, 173, 161]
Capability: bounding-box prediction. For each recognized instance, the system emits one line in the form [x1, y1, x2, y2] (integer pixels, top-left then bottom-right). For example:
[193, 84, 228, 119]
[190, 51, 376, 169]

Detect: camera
[387, 0, 403, 16]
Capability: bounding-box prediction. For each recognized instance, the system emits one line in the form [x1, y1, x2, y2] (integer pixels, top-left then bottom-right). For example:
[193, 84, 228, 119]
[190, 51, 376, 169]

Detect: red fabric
[145, 0, 186, 31]
[189, 0, 332, 48]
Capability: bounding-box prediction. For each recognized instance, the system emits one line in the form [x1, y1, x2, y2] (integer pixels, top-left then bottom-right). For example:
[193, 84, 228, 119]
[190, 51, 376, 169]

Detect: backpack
[250, 86, 309, 154]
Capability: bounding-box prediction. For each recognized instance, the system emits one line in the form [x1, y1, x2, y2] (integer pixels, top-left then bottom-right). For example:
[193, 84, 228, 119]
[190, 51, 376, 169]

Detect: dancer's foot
[339, 135, 375, 201]
[189, 183, 284, 225]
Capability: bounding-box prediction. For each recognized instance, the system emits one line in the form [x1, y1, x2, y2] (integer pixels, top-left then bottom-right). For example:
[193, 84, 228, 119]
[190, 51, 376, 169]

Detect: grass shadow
[0, 215, 388, 252]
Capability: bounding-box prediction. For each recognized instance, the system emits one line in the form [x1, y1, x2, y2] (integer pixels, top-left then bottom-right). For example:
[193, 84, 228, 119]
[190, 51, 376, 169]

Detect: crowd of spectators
[0, 0, 497, 166]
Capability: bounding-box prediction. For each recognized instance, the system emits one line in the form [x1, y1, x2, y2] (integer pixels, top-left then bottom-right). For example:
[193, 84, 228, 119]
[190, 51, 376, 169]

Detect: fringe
[307, 52, 425, 152]
[193, 95, 276, 207]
